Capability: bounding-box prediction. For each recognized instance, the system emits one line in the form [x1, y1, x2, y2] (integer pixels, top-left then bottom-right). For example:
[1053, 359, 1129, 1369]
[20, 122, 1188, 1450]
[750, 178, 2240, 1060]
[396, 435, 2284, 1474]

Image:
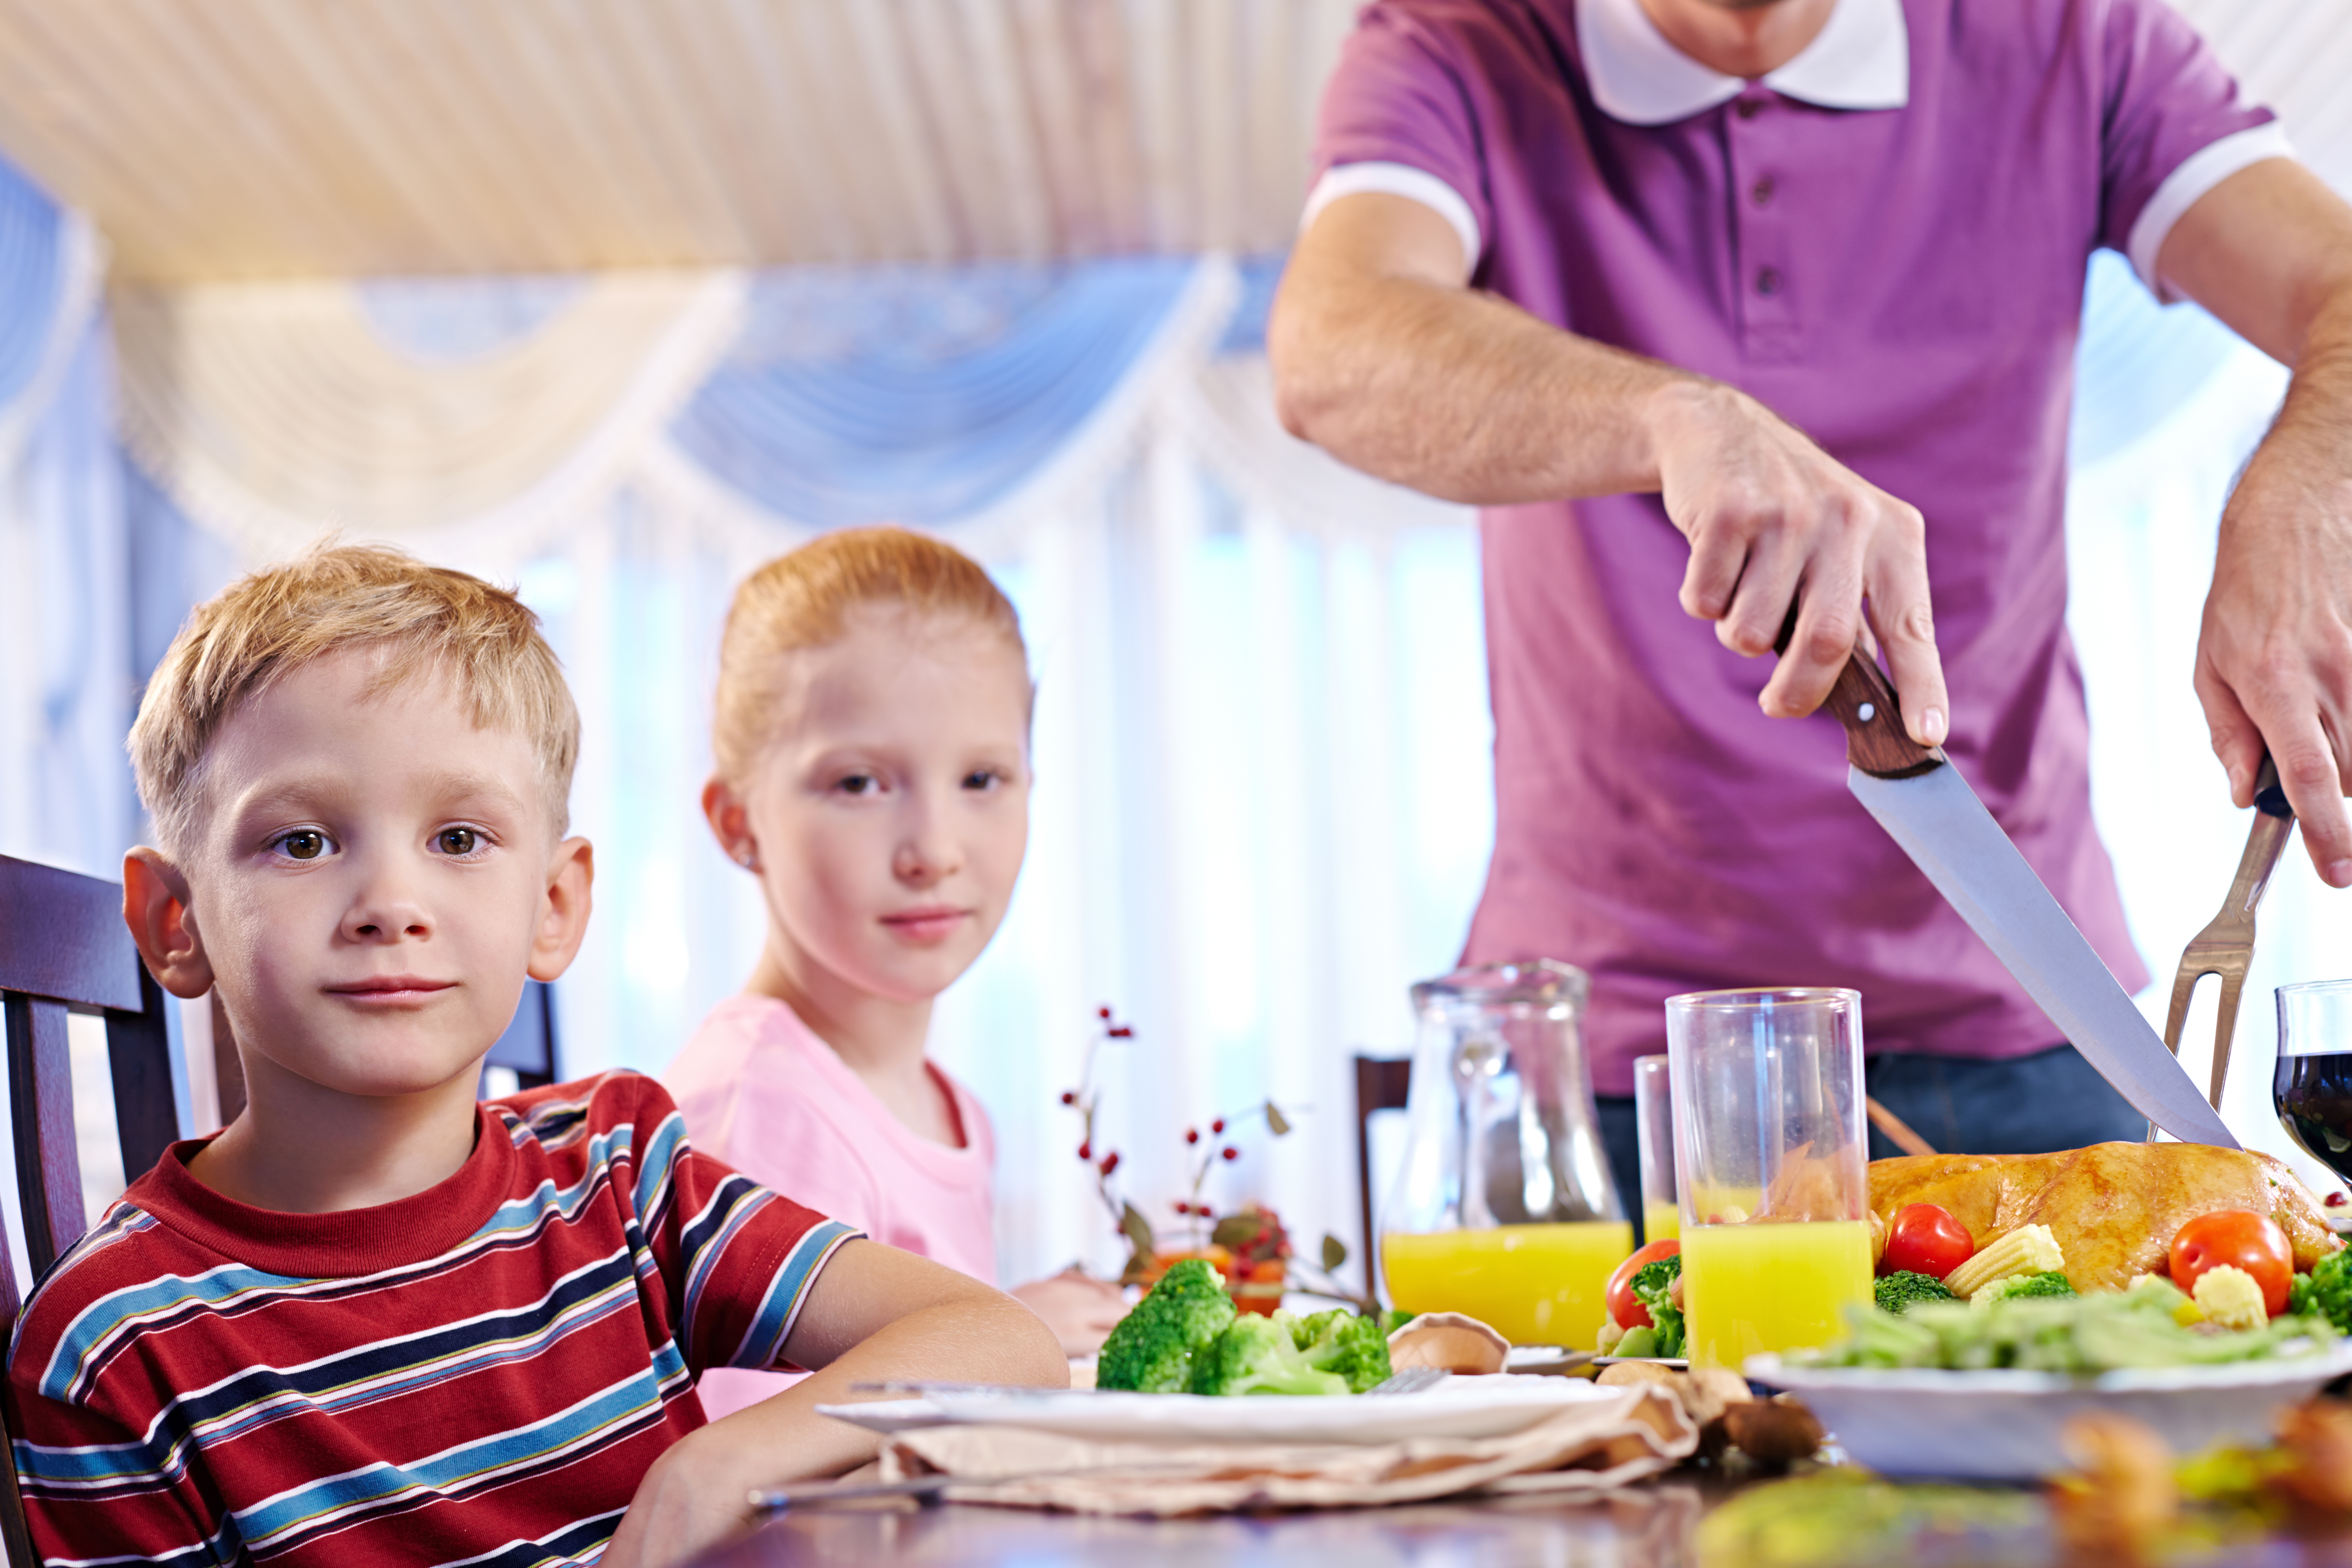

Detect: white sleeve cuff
[2126, 121, 2296, 302]
[1300, 162, 1483, 274]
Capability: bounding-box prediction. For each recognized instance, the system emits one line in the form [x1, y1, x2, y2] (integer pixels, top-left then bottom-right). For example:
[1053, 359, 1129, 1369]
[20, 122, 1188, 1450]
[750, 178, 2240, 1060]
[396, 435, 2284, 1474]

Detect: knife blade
[1813, 647, 2239, 1148]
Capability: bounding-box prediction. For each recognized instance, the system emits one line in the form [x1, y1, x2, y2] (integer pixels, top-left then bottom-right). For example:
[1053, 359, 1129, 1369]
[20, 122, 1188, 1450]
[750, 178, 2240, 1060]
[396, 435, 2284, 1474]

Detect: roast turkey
[1867, 1142, 2342, 1294]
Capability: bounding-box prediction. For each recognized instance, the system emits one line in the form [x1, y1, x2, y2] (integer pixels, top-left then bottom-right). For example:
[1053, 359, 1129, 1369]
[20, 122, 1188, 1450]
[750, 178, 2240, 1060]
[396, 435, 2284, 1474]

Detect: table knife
[1818, 648, 2239, 1148]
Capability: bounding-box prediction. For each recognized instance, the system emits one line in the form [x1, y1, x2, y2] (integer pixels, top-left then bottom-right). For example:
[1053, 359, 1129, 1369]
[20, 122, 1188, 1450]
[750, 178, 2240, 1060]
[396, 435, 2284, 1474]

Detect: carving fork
[2160, 754, 2296, 1114]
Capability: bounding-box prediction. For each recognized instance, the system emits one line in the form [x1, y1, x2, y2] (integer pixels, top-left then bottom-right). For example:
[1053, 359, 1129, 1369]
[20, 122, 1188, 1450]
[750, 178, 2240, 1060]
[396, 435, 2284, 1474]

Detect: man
[1269, 0, 2352, 1199]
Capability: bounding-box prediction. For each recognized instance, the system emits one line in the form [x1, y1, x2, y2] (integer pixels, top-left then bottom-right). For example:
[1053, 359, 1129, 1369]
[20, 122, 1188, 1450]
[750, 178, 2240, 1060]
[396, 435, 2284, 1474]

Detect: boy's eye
[436, 828, 480, 856]
[277, 829, 332, 861]
[962, 769, 998, 791]
[837, 774, 877, 797]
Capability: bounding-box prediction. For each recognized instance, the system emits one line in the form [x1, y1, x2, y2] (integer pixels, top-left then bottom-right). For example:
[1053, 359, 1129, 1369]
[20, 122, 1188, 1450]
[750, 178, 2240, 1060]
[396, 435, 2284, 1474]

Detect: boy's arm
[601, 1239, 1063, 1568]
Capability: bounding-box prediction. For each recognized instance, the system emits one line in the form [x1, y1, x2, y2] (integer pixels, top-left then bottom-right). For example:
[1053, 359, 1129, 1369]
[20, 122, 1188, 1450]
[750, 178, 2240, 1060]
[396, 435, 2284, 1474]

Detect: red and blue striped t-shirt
[5, 1070, 856, 1565]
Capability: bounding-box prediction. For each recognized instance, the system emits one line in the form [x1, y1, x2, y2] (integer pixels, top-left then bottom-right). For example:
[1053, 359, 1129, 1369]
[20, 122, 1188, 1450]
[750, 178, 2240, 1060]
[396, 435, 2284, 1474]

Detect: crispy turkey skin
[1867, 1143, 2342, 1294]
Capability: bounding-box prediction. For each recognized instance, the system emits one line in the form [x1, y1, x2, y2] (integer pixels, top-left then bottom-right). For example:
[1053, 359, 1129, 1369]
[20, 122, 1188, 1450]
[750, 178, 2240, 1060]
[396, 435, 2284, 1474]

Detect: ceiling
[0, 0, 2340, 282]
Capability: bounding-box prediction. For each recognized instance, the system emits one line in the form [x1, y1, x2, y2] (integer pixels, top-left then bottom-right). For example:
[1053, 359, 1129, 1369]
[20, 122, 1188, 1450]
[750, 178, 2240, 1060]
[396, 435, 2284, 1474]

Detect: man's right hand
[1270, 189, 1949, 745]
[1648, 379, 1948, 746]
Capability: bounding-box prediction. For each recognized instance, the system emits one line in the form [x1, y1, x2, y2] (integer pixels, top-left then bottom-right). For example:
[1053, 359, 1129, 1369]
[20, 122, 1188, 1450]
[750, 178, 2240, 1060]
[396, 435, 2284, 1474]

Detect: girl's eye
[436, 828, 480, 856]
[962, 769, 998, 791]
[277, 830, 333, 861]
[838, 774, 877, 797]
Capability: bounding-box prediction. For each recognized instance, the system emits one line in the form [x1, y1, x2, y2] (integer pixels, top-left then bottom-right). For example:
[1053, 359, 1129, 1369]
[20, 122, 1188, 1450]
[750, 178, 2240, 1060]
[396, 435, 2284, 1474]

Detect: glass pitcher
[1379, 960, 1630, 1347]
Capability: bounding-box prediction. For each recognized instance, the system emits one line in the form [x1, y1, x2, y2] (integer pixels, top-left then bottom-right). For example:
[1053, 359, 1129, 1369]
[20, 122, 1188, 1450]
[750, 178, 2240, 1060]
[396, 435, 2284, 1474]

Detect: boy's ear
[123, 848, 215, 1000]
[526, 836, 595, 982]
[702, 775, 756, 871]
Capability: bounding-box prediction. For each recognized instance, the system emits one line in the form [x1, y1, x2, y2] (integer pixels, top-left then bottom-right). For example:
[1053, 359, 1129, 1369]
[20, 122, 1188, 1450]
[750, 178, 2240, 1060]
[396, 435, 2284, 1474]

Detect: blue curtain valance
[0, 160, 63, 413]
[667, 255, 1200, 529]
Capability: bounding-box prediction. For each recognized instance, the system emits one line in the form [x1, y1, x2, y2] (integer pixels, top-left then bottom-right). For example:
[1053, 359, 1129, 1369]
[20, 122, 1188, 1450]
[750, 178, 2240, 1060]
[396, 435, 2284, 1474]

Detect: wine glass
[2275, 979, 2352, 1186]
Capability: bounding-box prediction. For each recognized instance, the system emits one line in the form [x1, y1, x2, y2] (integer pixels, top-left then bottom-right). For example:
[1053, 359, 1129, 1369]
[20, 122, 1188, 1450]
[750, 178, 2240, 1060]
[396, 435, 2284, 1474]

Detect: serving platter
[1749, 1340, 2352, 1479]
[818, 1375, 1616, 1447]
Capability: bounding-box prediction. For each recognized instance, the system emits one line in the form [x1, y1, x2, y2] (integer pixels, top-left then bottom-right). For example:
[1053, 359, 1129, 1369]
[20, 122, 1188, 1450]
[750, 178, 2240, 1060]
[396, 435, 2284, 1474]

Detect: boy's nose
[340, 859, 434, 941]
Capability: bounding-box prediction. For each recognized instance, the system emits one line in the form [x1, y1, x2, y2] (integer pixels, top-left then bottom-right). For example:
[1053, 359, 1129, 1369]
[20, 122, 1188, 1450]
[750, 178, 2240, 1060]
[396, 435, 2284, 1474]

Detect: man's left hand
[2162, 157, 2352, 884]
[2197, 423, 2352, 885]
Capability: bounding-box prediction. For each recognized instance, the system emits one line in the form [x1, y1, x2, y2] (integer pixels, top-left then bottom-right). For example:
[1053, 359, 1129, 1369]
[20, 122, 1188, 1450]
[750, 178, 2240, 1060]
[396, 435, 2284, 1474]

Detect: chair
[0, 852, 189, 1567]
[1352, 1053, 1412, 1289]
[483, 979, 560, 1093]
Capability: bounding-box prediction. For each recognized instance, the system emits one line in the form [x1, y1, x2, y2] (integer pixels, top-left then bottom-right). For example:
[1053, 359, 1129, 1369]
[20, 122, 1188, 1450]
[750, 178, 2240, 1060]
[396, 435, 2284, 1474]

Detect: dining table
[686, 1467, 2352, 1568]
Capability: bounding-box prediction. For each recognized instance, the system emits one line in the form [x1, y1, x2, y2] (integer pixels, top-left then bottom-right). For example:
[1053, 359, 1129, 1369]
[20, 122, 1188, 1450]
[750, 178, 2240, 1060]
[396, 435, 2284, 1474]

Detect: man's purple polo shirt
[1308, 0, 2285, 1093]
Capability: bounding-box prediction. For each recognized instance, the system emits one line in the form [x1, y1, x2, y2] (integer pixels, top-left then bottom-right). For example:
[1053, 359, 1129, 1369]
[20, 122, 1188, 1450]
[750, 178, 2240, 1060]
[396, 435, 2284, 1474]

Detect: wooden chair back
[0, 853, 188, 1567]
[1352, 1053, 1411, 1290]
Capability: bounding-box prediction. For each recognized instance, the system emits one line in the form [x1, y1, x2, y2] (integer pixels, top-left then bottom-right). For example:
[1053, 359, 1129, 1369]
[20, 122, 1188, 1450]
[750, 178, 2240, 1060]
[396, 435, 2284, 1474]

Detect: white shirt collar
[1577, 0, 1910, 126]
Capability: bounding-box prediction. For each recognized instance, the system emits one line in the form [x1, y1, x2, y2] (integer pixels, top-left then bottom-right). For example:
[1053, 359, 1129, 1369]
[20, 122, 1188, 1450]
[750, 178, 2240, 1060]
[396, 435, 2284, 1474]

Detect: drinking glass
[1381, 960, 1630, 1347]
[1667, 987, 1872, 1370]
[1633, 1054, 1678, 1244]
[2275, 979, 2352, 1185]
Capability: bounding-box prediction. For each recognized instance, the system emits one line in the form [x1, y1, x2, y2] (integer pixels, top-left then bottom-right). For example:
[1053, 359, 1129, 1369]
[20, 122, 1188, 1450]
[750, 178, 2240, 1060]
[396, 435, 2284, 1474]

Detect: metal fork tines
[2162, 755, 2296, 1111]
[1366, 1366, 1449, 1395]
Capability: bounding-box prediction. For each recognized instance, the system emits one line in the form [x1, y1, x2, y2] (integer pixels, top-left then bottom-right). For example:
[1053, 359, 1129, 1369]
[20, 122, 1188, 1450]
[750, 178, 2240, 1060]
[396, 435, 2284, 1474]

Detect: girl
[666, 527, 1121, 1416]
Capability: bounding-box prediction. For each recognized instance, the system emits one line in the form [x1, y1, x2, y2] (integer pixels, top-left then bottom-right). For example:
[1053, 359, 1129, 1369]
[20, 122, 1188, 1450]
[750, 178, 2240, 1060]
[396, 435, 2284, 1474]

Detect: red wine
[2275, 1050, 2352, 1182]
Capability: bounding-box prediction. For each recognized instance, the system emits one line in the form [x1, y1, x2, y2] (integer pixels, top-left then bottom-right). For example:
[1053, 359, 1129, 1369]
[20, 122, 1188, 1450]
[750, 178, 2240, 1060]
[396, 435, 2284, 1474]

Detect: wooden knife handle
[1774, 611, 1941, 780]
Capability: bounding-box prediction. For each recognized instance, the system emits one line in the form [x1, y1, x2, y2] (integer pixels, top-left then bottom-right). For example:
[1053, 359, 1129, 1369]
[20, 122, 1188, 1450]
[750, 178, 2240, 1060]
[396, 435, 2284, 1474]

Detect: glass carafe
[1379, 960, 1630, 1348]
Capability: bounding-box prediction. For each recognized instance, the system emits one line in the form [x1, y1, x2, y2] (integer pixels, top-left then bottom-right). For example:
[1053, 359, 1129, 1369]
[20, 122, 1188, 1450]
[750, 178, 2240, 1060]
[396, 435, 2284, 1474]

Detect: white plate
[818, 1375, 1614, 1446]
[1749, 1341, 2352, 1480]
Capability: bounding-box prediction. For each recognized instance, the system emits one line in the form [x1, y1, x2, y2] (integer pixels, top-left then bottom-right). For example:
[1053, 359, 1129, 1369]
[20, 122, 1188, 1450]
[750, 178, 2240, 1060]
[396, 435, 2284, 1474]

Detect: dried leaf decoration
[1265, 1101, 1292, 1136]
[1321, 1233, 1349, 1271]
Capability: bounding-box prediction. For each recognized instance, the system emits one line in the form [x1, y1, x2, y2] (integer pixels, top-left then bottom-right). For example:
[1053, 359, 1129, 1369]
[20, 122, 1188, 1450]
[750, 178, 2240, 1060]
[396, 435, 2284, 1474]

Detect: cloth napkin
[871, 1384, 1697, 1515]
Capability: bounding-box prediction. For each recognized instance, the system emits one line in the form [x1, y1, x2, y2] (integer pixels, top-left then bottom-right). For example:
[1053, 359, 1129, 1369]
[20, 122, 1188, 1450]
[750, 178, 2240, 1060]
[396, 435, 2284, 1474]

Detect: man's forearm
[1269, 201, 1707, 505]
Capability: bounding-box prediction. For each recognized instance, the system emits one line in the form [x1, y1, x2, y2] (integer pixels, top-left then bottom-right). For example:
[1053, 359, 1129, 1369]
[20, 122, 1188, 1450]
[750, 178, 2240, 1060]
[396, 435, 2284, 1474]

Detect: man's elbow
[1267, 293, 1343, 446]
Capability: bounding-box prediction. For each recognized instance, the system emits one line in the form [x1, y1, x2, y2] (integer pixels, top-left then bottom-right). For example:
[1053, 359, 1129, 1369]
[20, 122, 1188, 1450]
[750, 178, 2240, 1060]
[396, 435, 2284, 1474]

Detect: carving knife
[1815, 648, 2239, 1148]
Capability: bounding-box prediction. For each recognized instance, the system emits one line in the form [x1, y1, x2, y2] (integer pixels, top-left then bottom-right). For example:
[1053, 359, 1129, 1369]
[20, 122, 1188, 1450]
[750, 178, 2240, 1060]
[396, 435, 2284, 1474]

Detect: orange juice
[1681, 1219, 1872, 1370]
[1643, 1202, 1680, 1243]
[1381, 1221, 1634, 1346]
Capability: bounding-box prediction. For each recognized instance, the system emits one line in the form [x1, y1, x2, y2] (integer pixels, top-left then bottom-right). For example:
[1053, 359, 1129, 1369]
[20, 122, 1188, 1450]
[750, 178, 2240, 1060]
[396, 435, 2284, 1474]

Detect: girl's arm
[601, 1240, 1065, 1567]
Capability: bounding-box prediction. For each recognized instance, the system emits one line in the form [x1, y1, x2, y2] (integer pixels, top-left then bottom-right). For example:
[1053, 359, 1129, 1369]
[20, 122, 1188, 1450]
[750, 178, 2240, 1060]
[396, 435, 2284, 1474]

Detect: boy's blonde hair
[714, 526, 1026, 783]
[130, 543, 580, 852]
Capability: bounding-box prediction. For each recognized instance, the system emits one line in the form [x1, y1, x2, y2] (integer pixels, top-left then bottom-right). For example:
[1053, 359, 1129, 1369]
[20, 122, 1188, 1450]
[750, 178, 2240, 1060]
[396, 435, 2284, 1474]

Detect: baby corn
[1944, 1224, 2065, 1299]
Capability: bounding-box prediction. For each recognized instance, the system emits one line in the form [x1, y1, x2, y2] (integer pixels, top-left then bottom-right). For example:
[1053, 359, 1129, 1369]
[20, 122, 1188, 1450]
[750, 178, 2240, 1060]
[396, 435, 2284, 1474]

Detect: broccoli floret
[1285, 1308, 1349, 1352]
[1187, 1314, 1351, 1396]
[1970, 1271, 2076, 1308]
[2289, 1251, 2352, 1336]
[1297, 1312, 1395, 1393]
[1096, 1259, 1237, 1392]
[1630, 1253, 1686, 1358]
[1875, 1270, 1958, 1314]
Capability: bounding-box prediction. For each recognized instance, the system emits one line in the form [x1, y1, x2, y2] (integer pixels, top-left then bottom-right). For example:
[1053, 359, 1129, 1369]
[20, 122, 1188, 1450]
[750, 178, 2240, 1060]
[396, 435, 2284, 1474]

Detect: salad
[1812, 1277, 2331, 1373]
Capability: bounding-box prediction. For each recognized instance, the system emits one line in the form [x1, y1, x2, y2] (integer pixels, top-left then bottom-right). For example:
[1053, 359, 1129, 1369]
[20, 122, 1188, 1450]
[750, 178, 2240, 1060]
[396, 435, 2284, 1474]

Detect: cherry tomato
[1605, 1238, 1681, 1329]
[2170, 1210, 2293, 1318]
[1880, 1203, 1976, 1281]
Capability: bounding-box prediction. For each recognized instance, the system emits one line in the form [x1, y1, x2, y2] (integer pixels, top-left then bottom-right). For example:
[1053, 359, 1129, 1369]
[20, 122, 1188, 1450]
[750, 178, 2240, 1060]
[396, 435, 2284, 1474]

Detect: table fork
[2160, 754, 2295, 1116]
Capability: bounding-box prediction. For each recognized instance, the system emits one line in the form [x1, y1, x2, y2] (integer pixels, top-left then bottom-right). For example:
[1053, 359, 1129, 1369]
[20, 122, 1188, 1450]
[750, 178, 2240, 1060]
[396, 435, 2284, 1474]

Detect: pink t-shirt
[663, 994, 998, 1418]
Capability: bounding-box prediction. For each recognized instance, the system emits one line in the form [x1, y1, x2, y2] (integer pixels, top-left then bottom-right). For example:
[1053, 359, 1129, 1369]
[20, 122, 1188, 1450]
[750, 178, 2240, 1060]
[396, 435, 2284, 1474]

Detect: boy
[4, 545, 1064, 1568]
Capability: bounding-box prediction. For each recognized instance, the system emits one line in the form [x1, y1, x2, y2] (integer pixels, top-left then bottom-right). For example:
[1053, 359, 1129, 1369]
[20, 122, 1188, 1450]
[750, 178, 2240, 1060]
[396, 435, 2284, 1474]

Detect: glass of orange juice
[1633, 1053, 1678, 1246]
[1666, 988, 1872, 1371]
[1379, 962, 1630, 1348]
